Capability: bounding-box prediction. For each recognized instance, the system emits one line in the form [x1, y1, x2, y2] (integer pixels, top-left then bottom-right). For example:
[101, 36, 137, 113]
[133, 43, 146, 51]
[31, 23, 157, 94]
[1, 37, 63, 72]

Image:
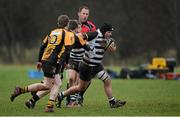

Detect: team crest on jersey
[49, 35, 57, 44]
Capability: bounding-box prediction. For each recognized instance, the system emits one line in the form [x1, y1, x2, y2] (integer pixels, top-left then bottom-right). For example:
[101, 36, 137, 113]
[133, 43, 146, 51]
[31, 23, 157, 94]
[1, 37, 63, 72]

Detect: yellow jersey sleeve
[64, 32, 75, 46]
[77, 34, 86, 46]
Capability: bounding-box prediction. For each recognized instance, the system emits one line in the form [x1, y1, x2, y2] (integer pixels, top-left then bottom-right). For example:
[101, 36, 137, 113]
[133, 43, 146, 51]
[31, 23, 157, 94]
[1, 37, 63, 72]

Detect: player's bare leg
[97, 70, 126, 108]
[25, 90, 50, 109]
[56, 79, 90, 108]
[66, 69, 79, 107]
[45, 74, 62, 112]
[25, 74, 62, 109]
[10, 77, 53, 102]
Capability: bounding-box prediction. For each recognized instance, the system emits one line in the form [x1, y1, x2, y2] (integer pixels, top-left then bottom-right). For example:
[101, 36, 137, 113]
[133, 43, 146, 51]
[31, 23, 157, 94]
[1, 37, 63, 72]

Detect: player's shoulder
[87, 20, 95, 25]
[87, 21, 96, 27]
[87, 21, 96, 32]
[51, 28, 61, 32]
[50, 28, 63, 35]
[63, 29, 73, 34]
[64, 29, 76, 38]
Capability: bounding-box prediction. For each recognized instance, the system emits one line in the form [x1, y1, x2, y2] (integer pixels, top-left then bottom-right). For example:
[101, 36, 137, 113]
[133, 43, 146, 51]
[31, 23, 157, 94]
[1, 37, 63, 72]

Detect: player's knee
[54, 81, 62, 88]
[54, 75, 62, 87]
[104, 78, 111, 85]
[79, 85, 87, 91]
[44, 82, 53, 90]
[57, 80, 62, 87]
[97, 70, 111, 82]
[69, 76, 75, 84]
[44, 85, 51, 90]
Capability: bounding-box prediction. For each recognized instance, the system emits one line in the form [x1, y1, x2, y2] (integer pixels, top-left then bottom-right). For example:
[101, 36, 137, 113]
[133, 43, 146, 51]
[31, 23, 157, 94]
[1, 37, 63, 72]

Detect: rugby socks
[60, 92, 65, 99]
[47, 99, 55, 108]
[78, 82, 91, 98]
[20, 86, 28, 93]
[78, 91, 85, 98]
[108, 97, 116, 105]
[29, 94, 40, 105]
[70, 94, 78, 101]
[66, 83, 70, 104]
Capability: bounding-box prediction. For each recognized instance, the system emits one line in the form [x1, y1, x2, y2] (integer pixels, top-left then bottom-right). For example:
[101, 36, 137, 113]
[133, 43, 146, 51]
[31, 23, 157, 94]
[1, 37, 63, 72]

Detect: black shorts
[68, 59, 80, 72]
[42, 61, 62, 78]
[79, 62, 104, 81]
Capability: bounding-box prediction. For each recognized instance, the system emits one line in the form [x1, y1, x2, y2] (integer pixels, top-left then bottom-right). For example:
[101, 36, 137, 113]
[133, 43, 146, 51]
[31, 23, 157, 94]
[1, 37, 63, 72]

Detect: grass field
[0, 65, 180, 116]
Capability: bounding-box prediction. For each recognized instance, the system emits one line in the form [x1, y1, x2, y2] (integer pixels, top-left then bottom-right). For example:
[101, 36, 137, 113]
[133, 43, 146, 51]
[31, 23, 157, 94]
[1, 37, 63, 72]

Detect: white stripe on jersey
[70, 48, 85, 62]
[84, 52, 104, 58]
[71, 48, 85, 52]
[83, 29, 105, 66]
[70, 52, 84, 57]
[84, 55, 102, 62]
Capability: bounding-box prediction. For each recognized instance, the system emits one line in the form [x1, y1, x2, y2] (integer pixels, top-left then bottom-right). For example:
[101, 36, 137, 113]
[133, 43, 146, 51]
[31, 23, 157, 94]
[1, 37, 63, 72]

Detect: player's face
[74, 24, 82, 33]
[78, 8, 89, 23]
[104, 31, 112, 39]
[77, 24, 82, 33]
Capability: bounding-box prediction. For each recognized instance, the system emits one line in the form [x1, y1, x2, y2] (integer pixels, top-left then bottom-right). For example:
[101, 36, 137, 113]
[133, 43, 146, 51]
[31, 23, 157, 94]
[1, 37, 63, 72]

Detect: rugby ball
[105, 38, 115, 51]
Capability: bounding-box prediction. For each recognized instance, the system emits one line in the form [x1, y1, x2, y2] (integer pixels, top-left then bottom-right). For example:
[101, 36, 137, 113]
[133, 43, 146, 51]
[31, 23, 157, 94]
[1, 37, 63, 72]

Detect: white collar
[97, 29, 103, 37]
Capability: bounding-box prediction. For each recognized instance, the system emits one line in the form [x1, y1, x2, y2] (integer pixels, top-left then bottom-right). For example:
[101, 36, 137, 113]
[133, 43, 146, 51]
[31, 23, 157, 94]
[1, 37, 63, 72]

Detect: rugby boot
[25, 100, 35, 109]
[110, 100, 126, 108]
[10, 86, 22, 102]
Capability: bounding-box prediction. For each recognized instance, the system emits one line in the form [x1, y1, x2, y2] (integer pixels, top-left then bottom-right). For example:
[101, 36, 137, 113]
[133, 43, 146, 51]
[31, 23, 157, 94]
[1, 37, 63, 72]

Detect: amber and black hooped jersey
[38, 28, 86, 65]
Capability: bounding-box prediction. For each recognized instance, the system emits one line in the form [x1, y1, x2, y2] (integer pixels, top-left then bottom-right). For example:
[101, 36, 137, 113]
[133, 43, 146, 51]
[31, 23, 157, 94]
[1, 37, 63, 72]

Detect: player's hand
[36, 62, 42, 71]
[108, 41, 116, 52]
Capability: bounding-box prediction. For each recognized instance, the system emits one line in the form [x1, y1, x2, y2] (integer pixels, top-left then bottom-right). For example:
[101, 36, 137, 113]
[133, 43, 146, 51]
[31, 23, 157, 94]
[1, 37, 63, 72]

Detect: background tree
[0, 0, 179, 65]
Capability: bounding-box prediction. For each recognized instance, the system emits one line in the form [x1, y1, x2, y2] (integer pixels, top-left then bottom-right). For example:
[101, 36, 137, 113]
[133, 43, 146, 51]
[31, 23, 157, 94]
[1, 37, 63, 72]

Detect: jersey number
[49, 35, 57, 44]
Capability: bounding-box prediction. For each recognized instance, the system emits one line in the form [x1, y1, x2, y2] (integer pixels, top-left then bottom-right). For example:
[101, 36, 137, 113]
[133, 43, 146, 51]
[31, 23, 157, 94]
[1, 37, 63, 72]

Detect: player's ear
[78, 12, 80, 17]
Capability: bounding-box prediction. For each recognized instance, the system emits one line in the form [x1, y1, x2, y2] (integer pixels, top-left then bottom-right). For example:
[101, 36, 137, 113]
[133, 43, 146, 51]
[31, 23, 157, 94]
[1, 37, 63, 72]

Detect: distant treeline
[0, 0, 180, 65]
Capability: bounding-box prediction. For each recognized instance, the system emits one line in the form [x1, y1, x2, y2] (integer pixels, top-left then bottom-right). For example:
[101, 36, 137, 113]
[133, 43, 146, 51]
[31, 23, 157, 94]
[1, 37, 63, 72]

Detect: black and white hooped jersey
[69, 48, 85, 62]
[82, 29, 106, 66]
[69, 33, 88, 62]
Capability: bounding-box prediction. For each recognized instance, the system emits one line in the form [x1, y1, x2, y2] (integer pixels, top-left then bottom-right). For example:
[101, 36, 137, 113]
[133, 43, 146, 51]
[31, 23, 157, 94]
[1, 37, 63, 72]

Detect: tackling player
[10, 17, 91, 112]
[66, 5, 96, 107]
[56, 23, 126, 108]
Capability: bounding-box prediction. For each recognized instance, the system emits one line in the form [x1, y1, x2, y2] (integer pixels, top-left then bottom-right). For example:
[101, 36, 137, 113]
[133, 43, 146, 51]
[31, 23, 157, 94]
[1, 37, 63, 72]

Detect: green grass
[0, 65, 180, 116]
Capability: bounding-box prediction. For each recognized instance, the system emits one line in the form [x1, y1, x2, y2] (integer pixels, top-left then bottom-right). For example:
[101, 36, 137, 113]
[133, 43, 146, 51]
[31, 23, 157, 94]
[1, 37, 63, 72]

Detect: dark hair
[78, 6, 89, 12]
[67, 20, 78, 31]
[100, 23, 114, 35]
[57, 15, 69, 28]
